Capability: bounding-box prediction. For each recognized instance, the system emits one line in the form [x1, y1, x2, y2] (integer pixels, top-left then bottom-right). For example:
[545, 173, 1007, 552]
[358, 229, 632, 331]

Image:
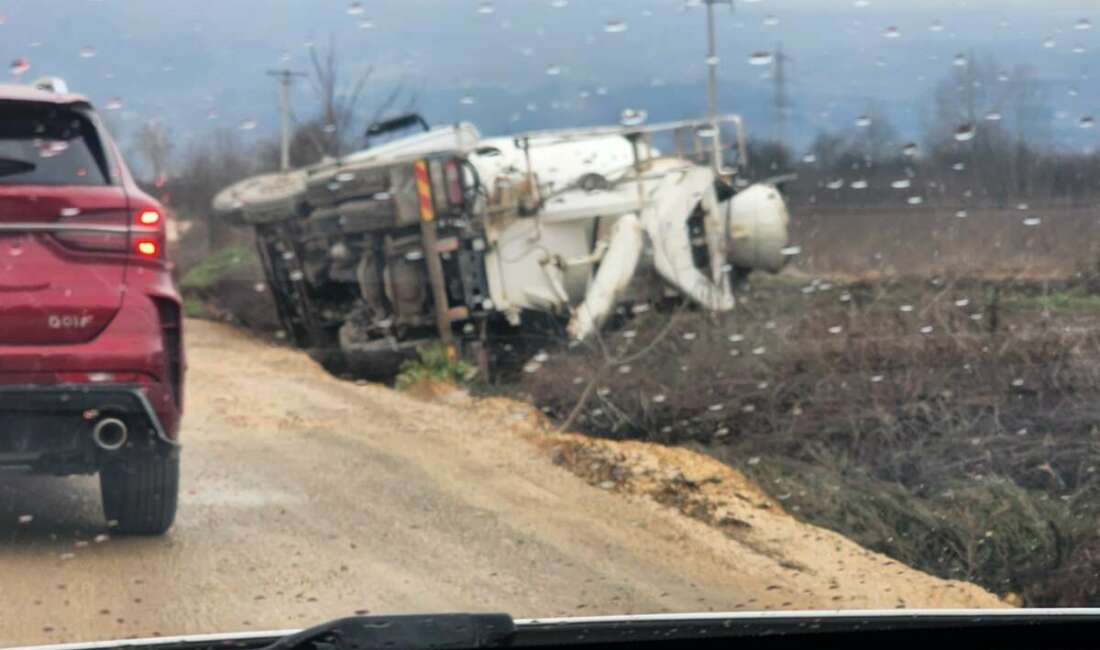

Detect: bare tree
[134, 119, 173, 184]
[302, 39, 372, 158]
[167, 129, 259, 251]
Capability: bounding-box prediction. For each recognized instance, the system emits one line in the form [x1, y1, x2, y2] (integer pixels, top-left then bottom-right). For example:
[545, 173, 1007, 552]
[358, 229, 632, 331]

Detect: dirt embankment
[455, 391, 1007, 610]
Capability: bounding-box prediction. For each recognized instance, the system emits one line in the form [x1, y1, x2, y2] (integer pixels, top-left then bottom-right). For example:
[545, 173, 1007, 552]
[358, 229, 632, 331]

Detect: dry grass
[512, 269, 1100, 605]
[790, 204, 1100, 278]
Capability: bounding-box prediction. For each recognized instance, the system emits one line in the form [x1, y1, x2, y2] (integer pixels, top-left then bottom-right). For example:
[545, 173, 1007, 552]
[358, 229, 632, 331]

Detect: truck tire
[100, 452, 180, 535]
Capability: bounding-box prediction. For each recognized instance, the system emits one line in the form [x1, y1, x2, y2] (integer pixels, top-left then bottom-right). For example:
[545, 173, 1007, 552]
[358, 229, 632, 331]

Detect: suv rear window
[0, 103, 110, 186]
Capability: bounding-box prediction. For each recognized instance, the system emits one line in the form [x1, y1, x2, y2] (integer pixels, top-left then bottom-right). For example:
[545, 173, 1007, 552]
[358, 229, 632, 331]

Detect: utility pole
[703, 0, 733, 122]
[772, 42, 790, 148]
[267, 68, 307, 171]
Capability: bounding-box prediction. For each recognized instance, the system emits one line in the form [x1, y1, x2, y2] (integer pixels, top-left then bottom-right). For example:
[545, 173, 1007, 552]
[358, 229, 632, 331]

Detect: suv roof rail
[32, 76, 70, 94]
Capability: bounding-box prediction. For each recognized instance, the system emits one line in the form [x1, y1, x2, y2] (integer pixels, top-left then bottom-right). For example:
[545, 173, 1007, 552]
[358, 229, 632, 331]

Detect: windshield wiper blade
[260, 614, 515, 650]
[0, 156, 36, 178]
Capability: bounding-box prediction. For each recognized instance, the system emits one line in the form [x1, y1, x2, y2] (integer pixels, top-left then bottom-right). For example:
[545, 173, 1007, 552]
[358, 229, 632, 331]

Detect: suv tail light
[53, 206, 166, 262]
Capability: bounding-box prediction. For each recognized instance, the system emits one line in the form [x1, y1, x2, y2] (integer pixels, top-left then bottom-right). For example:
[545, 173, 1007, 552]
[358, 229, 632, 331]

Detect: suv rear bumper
[0, 384, 176, 475]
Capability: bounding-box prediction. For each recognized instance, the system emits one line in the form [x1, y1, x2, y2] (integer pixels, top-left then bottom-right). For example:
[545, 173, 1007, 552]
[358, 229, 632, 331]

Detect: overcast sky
[2, 1, 1097, 153]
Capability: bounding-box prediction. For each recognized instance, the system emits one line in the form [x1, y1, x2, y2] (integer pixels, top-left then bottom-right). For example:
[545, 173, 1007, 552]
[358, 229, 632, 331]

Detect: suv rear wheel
[100, 452, 180, 535]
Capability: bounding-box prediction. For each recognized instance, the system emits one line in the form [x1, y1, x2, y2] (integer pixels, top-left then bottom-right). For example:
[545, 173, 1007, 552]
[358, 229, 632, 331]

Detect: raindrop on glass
[604, 20, 627, 33]
[953, 124, 976, 141]
[882, 26, 901, 39]
[748, 51, 773, 66]
[619, 108, 647, 126]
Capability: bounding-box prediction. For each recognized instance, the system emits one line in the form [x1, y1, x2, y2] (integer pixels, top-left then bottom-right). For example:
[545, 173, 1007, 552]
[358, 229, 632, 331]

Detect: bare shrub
[515, 275, 1100, 604]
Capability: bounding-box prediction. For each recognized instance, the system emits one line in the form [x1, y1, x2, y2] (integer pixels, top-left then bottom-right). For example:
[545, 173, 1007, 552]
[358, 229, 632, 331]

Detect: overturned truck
[213, 114, 792, 378]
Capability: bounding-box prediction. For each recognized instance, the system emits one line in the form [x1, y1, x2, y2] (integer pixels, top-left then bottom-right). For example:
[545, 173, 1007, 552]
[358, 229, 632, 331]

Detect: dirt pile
[433, 391, 1006, 609]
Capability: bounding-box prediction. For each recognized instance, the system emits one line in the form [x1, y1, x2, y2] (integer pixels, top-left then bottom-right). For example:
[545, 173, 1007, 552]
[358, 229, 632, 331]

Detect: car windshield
[4, 0, 1100, 647]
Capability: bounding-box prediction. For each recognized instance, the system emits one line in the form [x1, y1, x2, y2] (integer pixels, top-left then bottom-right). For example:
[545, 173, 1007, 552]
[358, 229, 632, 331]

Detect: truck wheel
[100, 452, 180, 535]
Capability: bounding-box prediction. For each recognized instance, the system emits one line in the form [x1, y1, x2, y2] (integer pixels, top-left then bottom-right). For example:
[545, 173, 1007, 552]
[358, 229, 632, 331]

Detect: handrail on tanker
[508, 114, 748, 178]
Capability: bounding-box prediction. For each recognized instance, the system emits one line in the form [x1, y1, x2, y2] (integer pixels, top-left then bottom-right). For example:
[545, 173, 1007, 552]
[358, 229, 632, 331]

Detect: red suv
[0, 80, 182, 534]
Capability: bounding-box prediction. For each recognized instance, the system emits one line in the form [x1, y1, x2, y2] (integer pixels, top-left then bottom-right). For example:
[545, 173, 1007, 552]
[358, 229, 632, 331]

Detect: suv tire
[100, 452, 180, 535]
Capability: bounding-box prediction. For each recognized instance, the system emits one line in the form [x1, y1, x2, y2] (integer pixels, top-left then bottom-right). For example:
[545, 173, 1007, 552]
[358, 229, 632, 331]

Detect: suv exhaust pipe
[92, 418, 128, 451]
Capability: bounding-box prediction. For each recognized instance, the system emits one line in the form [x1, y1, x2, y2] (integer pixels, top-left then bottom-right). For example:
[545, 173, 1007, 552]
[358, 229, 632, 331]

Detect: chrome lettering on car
[47, 314, 94, 329]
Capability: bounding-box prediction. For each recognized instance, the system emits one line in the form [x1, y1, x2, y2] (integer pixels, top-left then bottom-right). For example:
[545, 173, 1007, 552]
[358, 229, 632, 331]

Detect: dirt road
[0, 320, 1003, 646]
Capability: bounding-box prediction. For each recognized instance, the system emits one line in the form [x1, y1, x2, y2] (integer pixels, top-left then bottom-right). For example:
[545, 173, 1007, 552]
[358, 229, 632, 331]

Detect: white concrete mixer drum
[724, 183, 791, 274]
